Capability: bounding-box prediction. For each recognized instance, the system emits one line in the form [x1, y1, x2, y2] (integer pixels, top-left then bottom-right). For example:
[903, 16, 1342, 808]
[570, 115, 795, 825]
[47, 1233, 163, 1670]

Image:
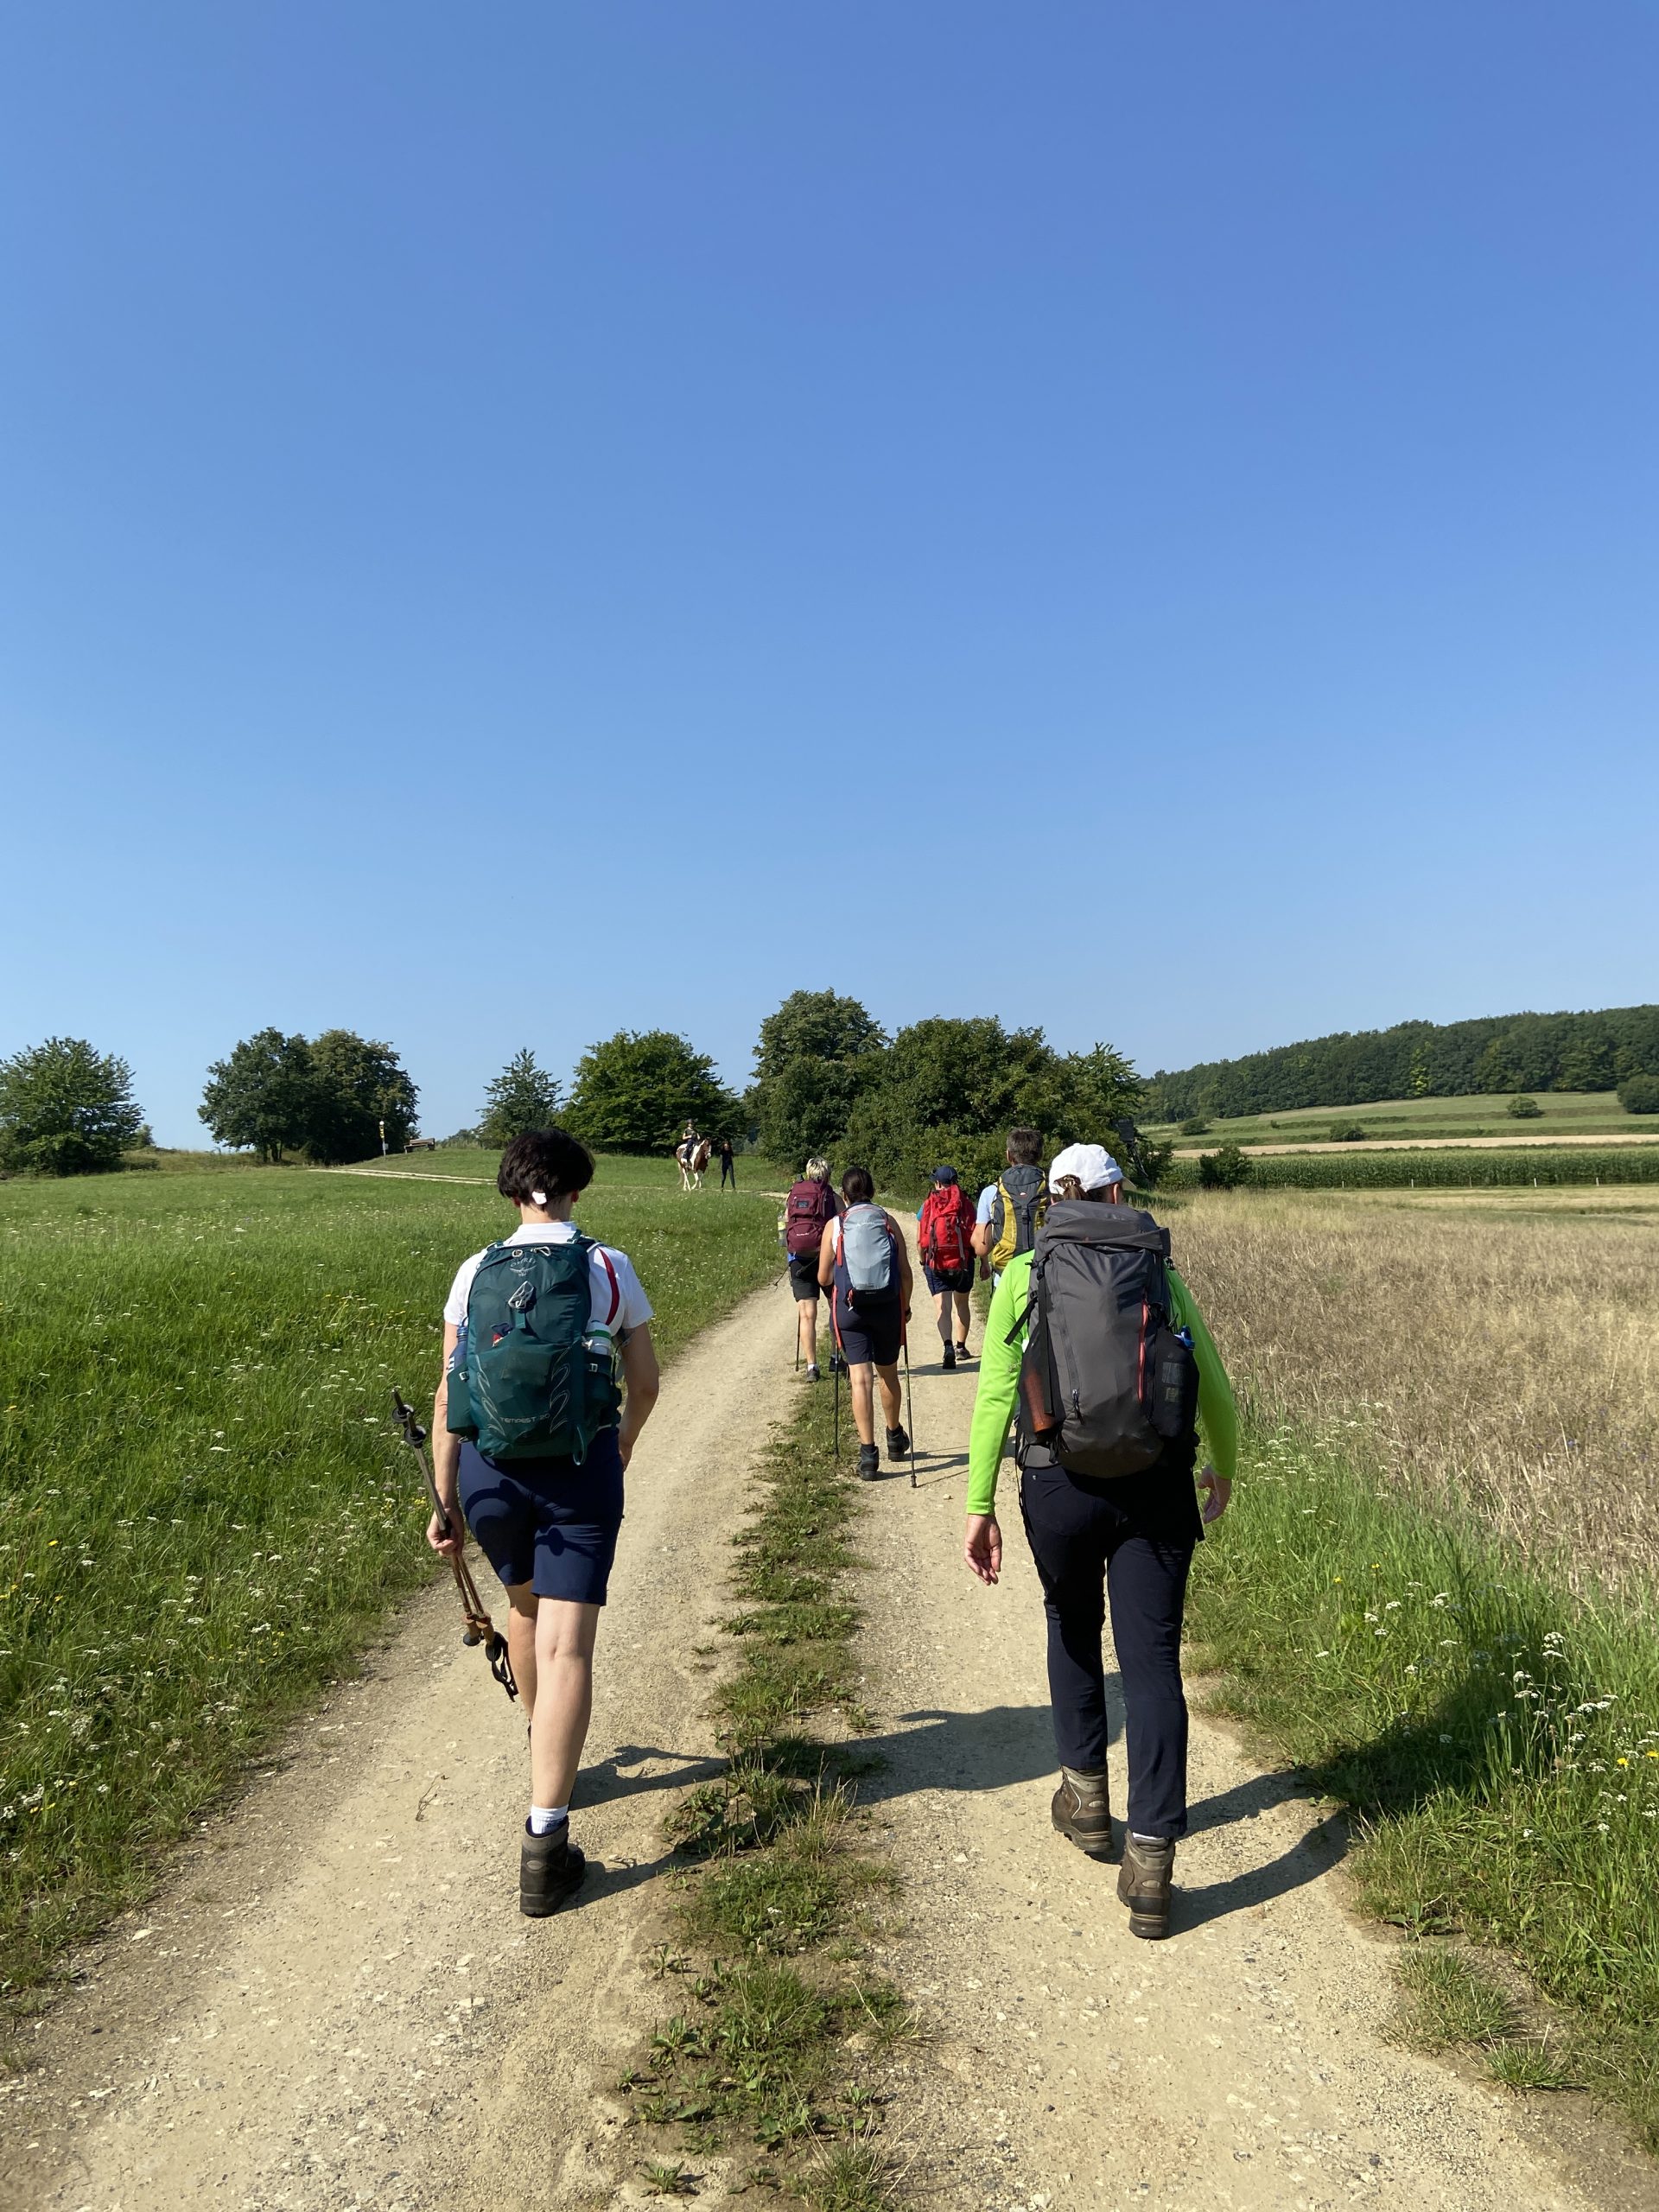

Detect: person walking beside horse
[963, 1143, 1236, 1940]
[917, 1164, 977, 1368]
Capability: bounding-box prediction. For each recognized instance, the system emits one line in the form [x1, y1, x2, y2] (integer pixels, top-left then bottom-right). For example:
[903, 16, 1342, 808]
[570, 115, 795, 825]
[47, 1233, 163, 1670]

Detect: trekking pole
[904, 1342, 916, 1486]
[390, 1390, 518, 1704]
[833, 1354, 842, 1460]
[902, 1331, 916, 1487]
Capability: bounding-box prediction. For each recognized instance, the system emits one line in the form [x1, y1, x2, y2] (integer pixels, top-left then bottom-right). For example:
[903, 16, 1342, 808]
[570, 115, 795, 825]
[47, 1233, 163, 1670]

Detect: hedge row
[1161, 1145, 1659, 1192]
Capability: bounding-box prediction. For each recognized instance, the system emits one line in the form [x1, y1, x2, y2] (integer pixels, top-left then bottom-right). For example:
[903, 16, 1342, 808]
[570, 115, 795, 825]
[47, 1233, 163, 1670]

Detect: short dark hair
[1007, 1126, 1042, 1166]
[498, 1128, 595, 1205]
[841, 1164, 875, 1205]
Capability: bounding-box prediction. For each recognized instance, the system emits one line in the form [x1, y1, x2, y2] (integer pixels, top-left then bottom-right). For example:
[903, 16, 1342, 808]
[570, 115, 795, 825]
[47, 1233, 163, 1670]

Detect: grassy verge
[1185, 1423, 1659, 2145]
[0, 1163, 785, 2015]
[618, 1385, 912, 2210]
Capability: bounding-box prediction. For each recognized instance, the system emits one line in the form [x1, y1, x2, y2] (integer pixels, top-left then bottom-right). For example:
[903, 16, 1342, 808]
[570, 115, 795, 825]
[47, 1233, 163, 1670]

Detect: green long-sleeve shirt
[965, 1247, 1237, 1516]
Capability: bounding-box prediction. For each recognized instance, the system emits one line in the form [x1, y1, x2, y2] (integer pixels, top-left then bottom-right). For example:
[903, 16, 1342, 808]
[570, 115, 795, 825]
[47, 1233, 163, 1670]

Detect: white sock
[529, 1803, 569, 1835]
[1131, 1831, 1167, 1846]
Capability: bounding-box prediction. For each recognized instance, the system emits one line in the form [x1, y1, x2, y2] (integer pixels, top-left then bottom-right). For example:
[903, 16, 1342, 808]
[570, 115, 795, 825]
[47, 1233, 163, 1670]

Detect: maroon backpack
[785, 1178, 835, 1256]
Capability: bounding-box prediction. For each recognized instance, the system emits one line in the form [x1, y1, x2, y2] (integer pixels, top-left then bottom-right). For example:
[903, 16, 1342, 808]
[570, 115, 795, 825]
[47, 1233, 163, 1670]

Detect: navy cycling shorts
[457, 1428, 625, 1605]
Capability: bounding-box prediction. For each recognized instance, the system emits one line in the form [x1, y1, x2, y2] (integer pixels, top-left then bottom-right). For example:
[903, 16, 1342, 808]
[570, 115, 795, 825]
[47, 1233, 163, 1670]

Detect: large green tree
[753, 989, 887, 1083]
[307, 1030, 419, 1161]
[751, 989, 887, 1166]
[199, 1029, 317, 1162]
[480, 1047, 563, 1145]
[199, 1027, 418, 1162]
[0, 1037, 146, 1176]
[841, 1020, 1146, 1190]
[565, 1030, 737, 1154]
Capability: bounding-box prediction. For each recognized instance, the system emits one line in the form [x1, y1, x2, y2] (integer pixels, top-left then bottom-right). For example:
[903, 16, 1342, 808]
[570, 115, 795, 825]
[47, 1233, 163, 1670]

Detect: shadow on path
[847, 1703, 1345, 1932]
[577, 1743, 726, 1810]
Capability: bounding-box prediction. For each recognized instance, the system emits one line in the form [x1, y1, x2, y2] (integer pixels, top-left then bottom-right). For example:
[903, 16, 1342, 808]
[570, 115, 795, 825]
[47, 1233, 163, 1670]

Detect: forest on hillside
[1148, 1004, 1659, 1122]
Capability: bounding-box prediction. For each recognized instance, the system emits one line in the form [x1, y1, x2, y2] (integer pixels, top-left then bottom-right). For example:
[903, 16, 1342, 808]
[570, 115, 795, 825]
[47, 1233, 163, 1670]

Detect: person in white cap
[961, 1141, 1236, 1938]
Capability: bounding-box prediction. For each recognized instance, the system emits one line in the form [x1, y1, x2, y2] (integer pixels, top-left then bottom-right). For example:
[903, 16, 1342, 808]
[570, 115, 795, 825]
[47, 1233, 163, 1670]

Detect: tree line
[0, 995, 1165, 1184]
[1148, 1003, 1659, 1122]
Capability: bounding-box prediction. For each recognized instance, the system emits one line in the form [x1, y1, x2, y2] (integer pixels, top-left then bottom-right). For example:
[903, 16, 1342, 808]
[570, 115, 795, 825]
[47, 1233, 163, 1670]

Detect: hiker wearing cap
[783, 1157, 841, 1380]
[818, 1166, 914, 1481]
[972, 1126, 1048, 1287]
[916, 1165, 978, 1369]
[963, 1141, 1236, 1940]
[429, 1128, 660, 1917]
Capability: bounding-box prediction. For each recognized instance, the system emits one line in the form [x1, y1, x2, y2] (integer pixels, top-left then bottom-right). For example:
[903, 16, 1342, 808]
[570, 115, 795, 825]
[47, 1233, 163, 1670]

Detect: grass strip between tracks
[620, 1382, 913, 2211]
[1185, 1423, 1659, 2148]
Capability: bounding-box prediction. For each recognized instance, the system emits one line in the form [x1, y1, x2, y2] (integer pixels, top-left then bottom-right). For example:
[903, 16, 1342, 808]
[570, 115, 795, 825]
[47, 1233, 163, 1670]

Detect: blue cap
[931, 1165, 958, 1184]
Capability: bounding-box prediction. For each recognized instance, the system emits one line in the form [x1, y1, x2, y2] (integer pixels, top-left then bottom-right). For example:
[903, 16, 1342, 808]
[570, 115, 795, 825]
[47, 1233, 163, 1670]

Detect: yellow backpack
[990, 1164, 1049, 1270]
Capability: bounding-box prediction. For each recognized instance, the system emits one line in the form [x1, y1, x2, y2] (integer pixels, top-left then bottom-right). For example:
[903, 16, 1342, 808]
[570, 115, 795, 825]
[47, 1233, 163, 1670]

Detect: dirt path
[0, 1271, 802, 2212]
[8, 1222, 1656, 2212]
[861, 1213, 1654, 2212]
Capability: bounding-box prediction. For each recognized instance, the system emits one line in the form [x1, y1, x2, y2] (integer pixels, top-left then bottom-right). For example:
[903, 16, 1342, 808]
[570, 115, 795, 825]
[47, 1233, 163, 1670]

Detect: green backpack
[446, 1236, 622, 1462]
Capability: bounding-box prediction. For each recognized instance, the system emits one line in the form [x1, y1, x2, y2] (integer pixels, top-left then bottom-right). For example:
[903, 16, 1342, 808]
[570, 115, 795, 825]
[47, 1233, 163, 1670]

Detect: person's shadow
[845, 1700, 1344, 1930]
[576, 1741, 726, 1809]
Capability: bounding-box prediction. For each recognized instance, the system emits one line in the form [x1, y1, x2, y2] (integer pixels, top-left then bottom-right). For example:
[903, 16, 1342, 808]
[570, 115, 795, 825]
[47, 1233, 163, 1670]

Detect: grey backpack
[837, 1204, 896, 1301]
[1010, 1201, 1198, 1478]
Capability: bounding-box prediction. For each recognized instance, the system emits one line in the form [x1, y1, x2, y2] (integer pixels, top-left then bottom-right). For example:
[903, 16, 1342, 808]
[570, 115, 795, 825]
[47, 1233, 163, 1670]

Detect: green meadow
[1147, 1089, 1650, 1150]
[0, 1160, 785, 2009]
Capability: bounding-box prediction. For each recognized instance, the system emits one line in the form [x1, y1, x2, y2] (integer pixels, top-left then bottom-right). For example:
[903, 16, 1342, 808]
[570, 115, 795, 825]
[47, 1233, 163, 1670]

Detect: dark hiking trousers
[721, 1158, 736, 1186]
[1018, 1459, 1197, 1840]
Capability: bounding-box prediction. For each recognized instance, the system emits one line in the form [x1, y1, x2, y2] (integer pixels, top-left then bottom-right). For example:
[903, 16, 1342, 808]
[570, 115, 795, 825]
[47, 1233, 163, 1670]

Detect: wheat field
[1172, 1189, 1659, 1594]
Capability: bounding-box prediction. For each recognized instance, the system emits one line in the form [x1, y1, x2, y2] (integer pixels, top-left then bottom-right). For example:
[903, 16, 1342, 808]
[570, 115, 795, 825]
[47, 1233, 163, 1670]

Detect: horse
[676, 1135, 712, 1192]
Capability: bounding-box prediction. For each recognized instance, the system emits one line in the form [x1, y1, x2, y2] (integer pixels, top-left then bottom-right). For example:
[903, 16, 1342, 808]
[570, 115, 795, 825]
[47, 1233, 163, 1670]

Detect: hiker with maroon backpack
[917, 1165, 977, 1369]
[784, 1157, 840, 1380]
[963, 1143, 1236, 1940]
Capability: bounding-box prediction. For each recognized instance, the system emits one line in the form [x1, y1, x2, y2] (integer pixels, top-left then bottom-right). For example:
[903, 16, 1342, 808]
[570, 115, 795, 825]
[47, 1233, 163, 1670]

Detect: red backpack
[920, 1185, 974, 1272]
[785, 1179, 835, 1256]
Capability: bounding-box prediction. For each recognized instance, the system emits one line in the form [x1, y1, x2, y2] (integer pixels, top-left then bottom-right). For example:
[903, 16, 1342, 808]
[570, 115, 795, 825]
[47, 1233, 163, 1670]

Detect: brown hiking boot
[1116, 1834, 1174, 1938]
[1051, 1766, 1114, 1859]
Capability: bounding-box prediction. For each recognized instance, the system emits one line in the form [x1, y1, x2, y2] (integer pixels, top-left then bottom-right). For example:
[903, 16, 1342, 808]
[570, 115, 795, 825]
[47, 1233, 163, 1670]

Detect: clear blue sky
[3, 3, 1656, 1144]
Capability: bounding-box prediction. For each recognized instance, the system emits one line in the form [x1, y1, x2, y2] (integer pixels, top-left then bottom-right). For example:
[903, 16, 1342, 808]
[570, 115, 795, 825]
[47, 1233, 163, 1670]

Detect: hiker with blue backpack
[817, 1165, 913, 1481]
[963, 1142, 1236, 1940]
[429, 1128, 660, 1917]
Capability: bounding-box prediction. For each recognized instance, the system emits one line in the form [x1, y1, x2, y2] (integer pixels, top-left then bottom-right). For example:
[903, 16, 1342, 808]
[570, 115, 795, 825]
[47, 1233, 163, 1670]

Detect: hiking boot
[520, 1821, 587, 1917]
[955, 1340, 972, 1363]
[941, 1344, 956, 1370]
[886, 1425, 910, 1464]
[1051, 1766, 1114, 1859]
[1116, 1834, 1175, 1938]
[804, 1363, 820, 1382]
[856, 1443, 880, 1481]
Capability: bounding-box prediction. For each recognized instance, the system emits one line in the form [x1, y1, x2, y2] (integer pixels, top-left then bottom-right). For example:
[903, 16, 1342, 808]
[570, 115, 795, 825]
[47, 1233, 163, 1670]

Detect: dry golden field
[1172, 1188, 1659, 1594]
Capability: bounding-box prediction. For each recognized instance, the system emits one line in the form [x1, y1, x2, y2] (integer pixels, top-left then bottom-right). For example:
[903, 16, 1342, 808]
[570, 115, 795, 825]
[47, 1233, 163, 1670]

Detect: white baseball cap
[1048, 1141, 1123, 1194]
